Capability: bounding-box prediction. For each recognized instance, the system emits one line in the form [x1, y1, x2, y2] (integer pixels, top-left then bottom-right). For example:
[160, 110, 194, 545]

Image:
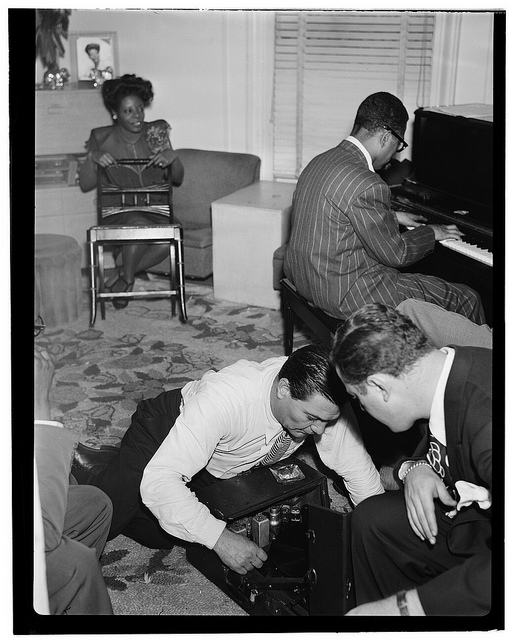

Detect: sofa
[150, 148, 261, 279]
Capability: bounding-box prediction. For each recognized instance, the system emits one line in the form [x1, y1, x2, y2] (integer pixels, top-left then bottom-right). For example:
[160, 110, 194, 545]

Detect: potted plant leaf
[35, 9, 72, 89]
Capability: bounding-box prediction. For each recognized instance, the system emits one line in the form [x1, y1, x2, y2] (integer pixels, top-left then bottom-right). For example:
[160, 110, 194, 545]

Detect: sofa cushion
[183, 226, 212, 249]
[173, 149, 261, 228]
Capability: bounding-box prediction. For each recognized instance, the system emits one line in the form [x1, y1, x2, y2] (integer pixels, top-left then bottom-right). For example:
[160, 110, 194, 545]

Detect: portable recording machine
[186, 455, 354, 616]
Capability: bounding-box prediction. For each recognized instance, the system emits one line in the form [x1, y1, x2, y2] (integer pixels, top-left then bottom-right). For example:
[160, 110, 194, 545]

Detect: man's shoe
[72, 443, 119, 484]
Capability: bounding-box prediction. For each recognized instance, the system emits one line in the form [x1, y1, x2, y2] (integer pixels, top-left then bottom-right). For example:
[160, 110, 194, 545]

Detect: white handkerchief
[445, 480, 492, 518]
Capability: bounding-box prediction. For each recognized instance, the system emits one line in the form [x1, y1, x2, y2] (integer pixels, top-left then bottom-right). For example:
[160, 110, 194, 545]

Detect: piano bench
[280, 278, 343, 355]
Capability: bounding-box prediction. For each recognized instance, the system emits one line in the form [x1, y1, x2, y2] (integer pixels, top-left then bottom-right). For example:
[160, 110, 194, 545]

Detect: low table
[211, 181, 295, 309]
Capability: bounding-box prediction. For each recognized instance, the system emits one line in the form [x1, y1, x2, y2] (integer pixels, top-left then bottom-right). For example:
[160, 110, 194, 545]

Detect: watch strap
[396, 590, 409, 615]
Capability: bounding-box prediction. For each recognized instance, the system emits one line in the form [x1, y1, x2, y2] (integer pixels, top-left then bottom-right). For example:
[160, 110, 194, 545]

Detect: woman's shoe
[112, 275, 135, 309]
[104, 271, 121, 293]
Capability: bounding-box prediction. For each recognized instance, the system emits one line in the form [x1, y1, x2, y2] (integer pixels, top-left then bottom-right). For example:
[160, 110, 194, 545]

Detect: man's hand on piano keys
[395, 210, 427, 228]
[429, 224, 465, 242]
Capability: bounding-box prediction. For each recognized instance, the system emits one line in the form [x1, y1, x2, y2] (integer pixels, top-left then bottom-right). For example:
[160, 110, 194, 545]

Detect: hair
[102, 74, 154, 114]
[331, 303, 434, 390]
[351, 92, 409, 137]
[85, 43, 100, 54]
[278, 344, 349, 408]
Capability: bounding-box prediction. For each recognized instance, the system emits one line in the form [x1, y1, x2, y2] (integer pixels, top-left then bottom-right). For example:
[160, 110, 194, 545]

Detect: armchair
[149, 148, 261, 279]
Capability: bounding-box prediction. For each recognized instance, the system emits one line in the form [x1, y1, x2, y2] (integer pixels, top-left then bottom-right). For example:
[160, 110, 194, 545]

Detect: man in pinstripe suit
[284, 92, 485, 325]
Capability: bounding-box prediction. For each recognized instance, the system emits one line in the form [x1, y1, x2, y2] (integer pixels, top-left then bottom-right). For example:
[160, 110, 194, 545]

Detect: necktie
[260, 431, 294, 466]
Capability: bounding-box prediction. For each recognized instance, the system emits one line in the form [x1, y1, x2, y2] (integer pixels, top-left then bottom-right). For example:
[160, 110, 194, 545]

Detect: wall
[37, 9, 275, 179]
[455, 12, 493, 104]
[430, 12, 494, 108]
[36, 9, 494, 180]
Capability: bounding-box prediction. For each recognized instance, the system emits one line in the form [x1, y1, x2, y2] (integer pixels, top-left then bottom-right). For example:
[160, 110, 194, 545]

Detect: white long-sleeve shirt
[141, 357, 383, 549]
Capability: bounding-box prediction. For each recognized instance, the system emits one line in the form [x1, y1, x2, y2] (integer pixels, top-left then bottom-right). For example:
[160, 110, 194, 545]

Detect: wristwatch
[396, 590, 409, 615]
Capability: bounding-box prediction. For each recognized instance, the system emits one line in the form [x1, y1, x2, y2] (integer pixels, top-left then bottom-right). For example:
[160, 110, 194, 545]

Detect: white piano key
[439, 238, 493, 267]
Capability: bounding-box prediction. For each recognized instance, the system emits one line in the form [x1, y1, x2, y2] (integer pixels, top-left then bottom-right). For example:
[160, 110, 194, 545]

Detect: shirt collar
[429, 347, 456, 445]
[346, 135, 374, 172]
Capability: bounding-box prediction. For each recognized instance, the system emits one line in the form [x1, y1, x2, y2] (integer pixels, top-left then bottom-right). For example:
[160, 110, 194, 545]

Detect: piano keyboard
[394, 197, 493, 268]
[404, 225, 493, 267]
[439, 238, 493, 267]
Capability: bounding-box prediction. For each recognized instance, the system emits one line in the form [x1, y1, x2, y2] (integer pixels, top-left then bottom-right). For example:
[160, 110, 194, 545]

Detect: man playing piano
[284, 92, 486, 325]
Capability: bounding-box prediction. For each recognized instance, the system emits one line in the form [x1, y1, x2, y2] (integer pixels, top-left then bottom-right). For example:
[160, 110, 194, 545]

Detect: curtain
[273, 11, 435, 179]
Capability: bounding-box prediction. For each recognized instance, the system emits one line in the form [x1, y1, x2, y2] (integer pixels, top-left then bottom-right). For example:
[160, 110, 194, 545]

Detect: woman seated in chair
[78, 73, 184, 309]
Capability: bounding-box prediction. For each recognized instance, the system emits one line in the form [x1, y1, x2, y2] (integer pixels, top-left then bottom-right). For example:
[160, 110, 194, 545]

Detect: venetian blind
[273, 11, 435, 180]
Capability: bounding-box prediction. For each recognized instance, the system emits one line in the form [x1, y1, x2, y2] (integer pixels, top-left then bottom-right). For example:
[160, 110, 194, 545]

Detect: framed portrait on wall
[70, 32, 119, 87]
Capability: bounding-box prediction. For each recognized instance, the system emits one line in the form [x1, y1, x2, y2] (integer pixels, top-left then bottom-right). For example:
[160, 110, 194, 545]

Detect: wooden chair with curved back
[88, 158, 187, 326]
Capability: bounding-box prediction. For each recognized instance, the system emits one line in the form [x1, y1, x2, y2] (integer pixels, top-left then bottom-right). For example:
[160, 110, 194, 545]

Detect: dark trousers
[351, 491, 490, 615]
[91, 388, 218, 548]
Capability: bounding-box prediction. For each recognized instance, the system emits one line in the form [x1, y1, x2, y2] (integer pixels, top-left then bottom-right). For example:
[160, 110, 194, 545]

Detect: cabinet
[36, 86, 111, 156]
[35, 87, 112, 268]
[186, 456, 354, 616]
[212, 181, 295, 309]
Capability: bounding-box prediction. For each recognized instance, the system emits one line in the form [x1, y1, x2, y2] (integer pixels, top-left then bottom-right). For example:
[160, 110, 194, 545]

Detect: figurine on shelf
[42, 67, 70, 90]
[89, 66, 114, 88]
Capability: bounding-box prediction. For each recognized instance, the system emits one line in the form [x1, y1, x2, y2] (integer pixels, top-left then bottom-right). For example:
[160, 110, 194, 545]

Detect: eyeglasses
[34, 315, 46, 337]
[383, 126, 408, 153]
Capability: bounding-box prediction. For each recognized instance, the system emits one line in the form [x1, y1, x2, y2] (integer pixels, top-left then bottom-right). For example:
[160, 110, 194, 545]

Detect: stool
[88, 225, 187, 327]
[280, 278, 342, 355]
[35, 234, 83, 327]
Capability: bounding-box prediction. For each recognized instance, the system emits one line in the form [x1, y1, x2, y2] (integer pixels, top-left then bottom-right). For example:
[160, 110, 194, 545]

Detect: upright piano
[391, 105, 495, 326]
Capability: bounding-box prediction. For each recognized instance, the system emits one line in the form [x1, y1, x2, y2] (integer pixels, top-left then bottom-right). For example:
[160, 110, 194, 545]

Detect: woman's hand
[90, 150, 118, 168]
[146, 149, 176, 170]
[404, 465, 457, 545]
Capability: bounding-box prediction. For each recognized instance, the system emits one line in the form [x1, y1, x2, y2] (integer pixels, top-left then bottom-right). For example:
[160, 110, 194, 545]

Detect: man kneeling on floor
[331, 303, 491, 616]
[72, 345, 384, 574]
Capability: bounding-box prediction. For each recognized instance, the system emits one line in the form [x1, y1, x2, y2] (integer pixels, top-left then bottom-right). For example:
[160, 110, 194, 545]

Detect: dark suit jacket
[398, 346, 492, 615]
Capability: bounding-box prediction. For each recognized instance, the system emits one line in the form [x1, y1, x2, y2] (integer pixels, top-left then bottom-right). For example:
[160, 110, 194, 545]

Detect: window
[273, 11, 435, 179]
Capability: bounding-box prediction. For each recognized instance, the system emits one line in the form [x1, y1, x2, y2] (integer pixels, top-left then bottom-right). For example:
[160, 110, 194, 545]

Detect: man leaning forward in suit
[284, 91, 485, 325]
[331, 303, 491, 616]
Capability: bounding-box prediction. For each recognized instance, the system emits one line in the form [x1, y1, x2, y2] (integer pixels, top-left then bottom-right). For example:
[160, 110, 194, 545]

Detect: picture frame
[70, 31, 119, 87]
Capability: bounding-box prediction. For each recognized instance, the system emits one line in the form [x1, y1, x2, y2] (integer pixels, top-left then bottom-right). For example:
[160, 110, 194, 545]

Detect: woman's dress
[82, 119, 175, 224]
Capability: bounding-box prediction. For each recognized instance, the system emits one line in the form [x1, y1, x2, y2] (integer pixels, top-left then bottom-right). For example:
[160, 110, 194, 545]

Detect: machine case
[186, 456, 354, 616]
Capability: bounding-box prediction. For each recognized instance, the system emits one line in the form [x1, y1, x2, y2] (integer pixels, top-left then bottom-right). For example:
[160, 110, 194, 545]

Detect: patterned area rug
[38, 279, 308, 450]
[101, 536, 248, 616]
[36, 278, 345, 617]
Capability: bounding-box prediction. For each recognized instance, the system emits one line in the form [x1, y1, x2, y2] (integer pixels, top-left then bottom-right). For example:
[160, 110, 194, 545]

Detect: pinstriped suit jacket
[284, 139, 436, 318]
